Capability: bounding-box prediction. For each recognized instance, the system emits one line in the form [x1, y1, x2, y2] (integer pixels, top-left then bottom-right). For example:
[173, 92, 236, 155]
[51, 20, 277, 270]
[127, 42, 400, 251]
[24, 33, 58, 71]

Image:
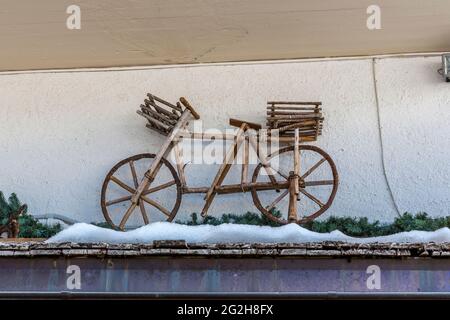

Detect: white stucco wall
[0, 55, 449, 223]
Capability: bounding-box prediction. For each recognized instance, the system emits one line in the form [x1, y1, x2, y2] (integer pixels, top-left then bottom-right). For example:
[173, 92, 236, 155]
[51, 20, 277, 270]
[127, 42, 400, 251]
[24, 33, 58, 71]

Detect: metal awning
[1, 0, 450, 71]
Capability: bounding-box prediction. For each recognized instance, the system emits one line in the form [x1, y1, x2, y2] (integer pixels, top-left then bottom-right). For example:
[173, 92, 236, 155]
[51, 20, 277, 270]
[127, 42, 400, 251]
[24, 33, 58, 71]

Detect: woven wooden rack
[137, 93, 184, 136]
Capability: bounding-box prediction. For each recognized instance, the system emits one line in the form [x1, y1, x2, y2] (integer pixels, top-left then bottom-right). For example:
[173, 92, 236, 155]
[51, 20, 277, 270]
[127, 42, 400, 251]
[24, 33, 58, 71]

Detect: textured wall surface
[0, 55, 449, 223]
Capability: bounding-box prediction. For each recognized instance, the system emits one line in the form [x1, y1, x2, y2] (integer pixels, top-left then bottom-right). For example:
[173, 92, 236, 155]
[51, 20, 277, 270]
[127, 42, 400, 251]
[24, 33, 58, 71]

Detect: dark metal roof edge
[0, 291, 449, 300]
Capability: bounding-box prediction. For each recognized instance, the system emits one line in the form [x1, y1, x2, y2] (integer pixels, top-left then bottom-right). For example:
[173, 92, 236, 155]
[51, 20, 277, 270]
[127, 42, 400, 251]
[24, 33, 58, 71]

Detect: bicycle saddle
[229, 118, 262, 131]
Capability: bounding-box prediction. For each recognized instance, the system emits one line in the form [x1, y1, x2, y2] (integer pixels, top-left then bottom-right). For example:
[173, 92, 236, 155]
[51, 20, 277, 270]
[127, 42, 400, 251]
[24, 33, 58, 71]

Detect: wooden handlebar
[179, 97, 200, 120]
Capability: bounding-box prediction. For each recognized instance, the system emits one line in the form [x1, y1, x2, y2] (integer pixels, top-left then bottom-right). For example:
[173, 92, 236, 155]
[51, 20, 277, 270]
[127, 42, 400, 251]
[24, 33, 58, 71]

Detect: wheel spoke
[142, 180, 176, 195]
[139, 202, 149, 224]
[130, 161, 139, 187]
[105, 195, 132, 206]
[110, 176, 136, 194]
[265, 189, 289, 212]
[273, 167, 289, 180]
[304, 180, 334, 187]
[140, 195, 171, 217]
[130, 161, 150, 224]
[301, 158, 326, 180]
[299, 189, 324, 207]
[119, 202, 138, 230]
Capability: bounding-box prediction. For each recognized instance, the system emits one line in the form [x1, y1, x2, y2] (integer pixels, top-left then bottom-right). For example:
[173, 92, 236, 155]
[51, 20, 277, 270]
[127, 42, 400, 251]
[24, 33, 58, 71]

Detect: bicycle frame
[101, 95, 338, 230]
[129, 108, 302, 224]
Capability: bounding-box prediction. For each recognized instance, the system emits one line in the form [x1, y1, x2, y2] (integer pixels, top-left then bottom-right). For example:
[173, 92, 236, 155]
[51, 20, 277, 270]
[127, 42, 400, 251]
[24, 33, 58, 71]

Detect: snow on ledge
[46, 222, 450, 244]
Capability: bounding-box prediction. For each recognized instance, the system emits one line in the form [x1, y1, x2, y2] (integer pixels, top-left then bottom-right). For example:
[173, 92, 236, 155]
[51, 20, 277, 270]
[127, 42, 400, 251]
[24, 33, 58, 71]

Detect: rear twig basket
[266, 101, 323, 142]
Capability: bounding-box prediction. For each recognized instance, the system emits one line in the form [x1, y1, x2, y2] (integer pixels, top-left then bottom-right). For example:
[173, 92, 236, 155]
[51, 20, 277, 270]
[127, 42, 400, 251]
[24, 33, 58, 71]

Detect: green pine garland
[0, 192, 61, 238]
[2, 191, 449, 238]
[180, 211, 450, 237]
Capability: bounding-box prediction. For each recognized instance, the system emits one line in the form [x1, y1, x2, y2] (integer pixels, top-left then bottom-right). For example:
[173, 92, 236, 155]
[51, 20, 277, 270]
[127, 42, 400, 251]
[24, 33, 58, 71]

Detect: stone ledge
[0, 240, 449, 258]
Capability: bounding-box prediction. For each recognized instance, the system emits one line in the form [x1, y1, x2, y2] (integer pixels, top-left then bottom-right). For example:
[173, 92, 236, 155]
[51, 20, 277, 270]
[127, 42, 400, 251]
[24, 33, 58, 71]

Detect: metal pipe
[32, 214, 79, 225]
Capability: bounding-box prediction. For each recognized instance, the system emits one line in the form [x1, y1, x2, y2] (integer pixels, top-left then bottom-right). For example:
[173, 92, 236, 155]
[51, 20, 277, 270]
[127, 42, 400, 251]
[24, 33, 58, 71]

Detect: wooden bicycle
[101, 94, 338, 230]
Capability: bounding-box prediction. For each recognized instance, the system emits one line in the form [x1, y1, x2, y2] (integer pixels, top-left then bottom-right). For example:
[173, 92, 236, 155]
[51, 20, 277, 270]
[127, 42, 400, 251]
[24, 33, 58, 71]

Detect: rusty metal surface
[0, 255, 449, 294]
[1, 291, 450, 299]
[0, 241, 449, 296]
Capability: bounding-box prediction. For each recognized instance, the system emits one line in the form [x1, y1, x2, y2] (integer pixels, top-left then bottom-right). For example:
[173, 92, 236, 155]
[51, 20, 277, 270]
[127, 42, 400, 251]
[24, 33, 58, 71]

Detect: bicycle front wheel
[101, 153, 182, 230]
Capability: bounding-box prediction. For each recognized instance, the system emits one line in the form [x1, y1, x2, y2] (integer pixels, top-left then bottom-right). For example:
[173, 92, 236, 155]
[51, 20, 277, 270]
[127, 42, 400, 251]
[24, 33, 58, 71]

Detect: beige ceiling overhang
[1, 0, 449, 71]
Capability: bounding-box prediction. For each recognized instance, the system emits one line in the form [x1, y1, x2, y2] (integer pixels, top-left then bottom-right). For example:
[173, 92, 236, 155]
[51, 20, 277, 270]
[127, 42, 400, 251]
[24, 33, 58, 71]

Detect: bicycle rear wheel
[251, 145, 338, 224]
